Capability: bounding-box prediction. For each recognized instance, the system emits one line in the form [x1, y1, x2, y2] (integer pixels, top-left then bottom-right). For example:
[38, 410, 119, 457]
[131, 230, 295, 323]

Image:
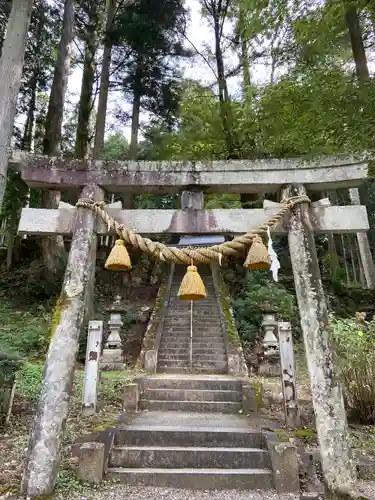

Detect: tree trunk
[238, 6, 250, 97]
[43, 0, 75, 156]
[75, 2, 100, 160]
[21, 77, 37, 152]
[93, 0, 116, 160]
[0, 0, 33, 213]
[75, 42, 96, 158]
[213, 18, 236, 158]
[130, 58, 142, 161]
[282, 184, 355, 493]
[344, 2, 370, 81]
[42, 0, 74, 274]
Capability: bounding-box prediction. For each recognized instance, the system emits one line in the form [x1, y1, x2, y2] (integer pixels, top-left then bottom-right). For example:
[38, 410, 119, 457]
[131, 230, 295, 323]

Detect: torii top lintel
[12, 152, 368, 194]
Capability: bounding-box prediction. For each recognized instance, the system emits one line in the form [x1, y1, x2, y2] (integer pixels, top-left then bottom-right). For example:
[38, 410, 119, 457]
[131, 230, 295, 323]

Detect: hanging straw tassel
[178, 264, 207, 301]
[244, 234, 270, 270]
[105, 239, 132, 271]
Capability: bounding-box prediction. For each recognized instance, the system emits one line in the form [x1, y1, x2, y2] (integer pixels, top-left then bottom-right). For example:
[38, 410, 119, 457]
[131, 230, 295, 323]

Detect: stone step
[158, 360, 190, 367]
[142, 389, 241, 402]
[109, 446, 271, 469]
[139, 400, 242, 413]
[106, 467, 274, 490]
[158, 357, 228, 367]
[159, 342, 225, 349]
[143, 377, 242, 391]
[157, 359, 227, 368]
[156, 367, 191, 373]
[158, 349, 227, 357]
[115, 425, 264, 448]
[162, 332, 224, 338]
[157, 367, 228, 374]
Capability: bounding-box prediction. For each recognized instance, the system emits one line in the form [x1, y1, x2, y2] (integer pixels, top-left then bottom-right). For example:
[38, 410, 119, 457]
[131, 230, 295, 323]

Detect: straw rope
[75, 195, 311, 265]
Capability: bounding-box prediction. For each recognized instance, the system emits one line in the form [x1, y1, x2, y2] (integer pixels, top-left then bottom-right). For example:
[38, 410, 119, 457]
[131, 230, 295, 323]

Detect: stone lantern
[100, 295, 126, 371]
[259, 303, 280, 376]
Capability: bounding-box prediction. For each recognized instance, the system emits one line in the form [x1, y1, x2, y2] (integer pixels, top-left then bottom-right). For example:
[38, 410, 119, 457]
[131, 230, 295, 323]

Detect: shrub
[225, 267, 300, 344]
[0, 301, 50, 359]
[331, 315, 375, 424]
[15, 363, 44, 401]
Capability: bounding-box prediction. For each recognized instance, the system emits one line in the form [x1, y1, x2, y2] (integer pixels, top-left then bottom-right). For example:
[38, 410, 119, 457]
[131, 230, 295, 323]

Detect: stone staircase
[107, 375, 274, 490]
[157, 266, 228, 374]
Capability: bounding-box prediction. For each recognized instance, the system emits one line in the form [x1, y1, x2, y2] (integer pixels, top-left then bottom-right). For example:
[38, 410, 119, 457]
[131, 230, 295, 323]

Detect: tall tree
[344, 0, 370, 81]
[0, 0, 33, 214]
[112, 0, 187, 160]
[93, 0, 116, 160]
[200, 0, 238, 158]
[74, 0, 103, 158]
[41, 0, 75, 274]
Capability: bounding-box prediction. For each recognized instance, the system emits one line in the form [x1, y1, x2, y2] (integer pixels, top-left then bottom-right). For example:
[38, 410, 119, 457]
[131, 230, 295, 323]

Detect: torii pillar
[21, 184, 104, 497]
[282, 184, 355, 493]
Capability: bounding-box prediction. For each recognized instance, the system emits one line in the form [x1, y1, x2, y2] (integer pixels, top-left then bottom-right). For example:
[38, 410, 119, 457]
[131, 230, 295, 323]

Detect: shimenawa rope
[75, 195, 310, 265]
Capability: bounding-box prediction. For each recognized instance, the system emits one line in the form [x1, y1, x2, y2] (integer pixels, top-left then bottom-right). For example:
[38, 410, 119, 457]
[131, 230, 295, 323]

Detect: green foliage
[0, 300, 50, 359]
[225, 267, 299, 343]
[15, 363, 44, 401]
[103, 132, 129, 161]
[331, 316, 375, 424]
[0, 351, 22, 384]
[0, 261, 62, 304]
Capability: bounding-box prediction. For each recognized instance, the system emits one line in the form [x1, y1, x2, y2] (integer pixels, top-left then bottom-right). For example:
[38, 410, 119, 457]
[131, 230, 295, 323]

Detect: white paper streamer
[267, 226, 280, 282]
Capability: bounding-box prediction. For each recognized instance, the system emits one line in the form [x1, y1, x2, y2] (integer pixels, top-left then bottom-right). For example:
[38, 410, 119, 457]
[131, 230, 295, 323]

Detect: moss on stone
[293, 428, 316, 441]
[49, 295, 69, 340]
[216, 270, 241, 347]
[251, 379, 264, 408]
[142, 282, 168, 350]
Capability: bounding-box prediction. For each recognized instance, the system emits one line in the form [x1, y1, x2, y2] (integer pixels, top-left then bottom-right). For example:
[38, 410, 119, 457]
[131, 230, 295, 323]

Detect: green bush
[15, 363, 44, 401]
[0, 351, 22, 384]
[225, 267, 299, 344]
[331, 315, 375, 424]
[0, 261, 62, 305]
[0, 301, 50, 359]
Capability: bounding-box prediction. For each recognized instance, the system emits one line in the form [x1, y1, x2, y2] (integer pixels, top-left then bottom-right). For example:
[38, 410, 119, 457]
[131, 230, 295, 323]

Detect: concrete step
[110, 446, 271, 469]
[143, 377, 242, 391]
[115, 425, 264, 448]
[139, 400, 242, 413]
[106, 467, 274, 490]
[142, 389, 241, 402]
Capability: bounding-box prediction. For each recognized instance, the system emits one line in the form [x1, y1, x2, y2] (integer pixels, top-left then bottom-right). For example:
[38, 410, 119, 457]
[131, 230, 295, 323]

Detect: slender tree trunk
[344, 2, 370, 81]
[0, 0, 33, 213]
[43, 0, 75, 155]
[130, 58, 142, 161]
[238, 7, 250, 97]
[213, 18, 236, 158]
[75, 40, 97, 158]
[21, 78, 37, 151]
[42, 0, 75, 274]
[93, 0, 116, 160]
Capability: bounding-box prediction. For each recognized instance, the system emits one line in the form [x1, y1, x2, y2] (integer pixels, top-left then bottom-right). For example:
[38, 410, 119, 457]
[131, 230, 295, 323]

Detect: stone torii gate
[17, 154, 371, 497]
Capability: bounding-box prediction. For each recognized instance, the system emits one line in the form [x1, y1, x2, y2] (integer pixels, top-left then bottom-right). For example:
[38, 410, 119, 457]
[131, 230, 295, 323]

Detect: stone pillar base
[259, 362, 280, 377]
[100, 349, 125, 371]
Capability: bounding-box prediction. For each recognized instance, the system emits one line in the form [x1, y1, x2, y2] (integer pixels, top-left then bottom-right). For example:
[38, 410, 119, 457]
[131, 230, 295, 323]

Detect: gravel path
[53, 486, 300, 500]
